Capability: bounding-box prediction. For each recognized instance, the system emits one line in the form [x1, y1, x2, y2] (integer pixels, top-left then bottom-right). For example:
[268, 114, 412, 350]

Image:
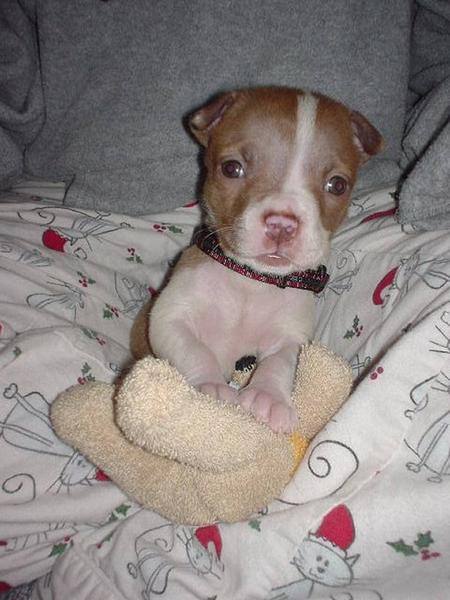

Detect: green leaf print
[49, 543, 68, 557]
[415, 531, 434, 549]
[248, 519, 261, 532]
[387, 539, 418, 556]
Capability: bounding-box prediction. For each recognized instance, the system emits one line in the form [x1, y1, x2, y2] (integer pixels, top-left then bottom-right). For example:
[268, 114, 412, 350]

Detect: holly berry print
[370, 366, 384, 380]
[77, 271, 96, 288]
[126, 247, 143, 264]
[81, 327, 106, 346]
[152, 222, 184, 234]
[49, 535, 73, 558]
[344, 315, 364, 340]
[387, 531, 441, 561]
[78, 362, 96, 385]
[103, 303, 120, 320]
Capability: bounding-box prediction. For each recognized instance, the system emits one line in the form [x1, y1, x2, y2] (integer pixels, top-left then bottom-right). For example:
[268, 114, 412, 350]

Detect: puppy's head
[189, 87, 383, 273]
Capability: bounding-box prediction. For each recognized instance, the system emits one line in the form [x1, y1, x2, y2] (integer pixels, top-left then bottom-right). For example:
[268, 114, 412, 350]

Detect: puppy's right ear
[188, 92, 237, 146]
[350, 110, 384, 163]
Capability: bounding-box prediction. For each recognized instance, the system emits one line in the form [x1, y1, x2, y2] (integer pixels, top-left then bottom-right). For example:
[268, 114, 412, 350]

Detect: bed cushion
[0, 1, 411, 215]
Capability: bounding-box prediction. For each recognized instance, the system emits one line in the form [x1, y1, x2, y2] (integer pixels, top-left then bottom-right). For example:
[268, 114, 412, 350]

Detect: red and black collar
[196, 230, 329, 292]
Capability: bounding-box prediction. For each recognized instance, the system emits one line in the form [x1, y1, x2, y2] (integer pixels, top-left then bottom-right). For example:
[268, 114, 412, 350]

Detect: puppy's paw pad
[238, 387, 297, 433]
[197, 382, 238, 405]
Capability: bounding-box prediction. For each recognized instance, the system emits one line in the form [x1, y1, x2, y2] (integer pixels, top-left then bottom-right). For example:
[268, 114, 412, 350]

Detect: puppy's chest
[188, 262, 314, 352]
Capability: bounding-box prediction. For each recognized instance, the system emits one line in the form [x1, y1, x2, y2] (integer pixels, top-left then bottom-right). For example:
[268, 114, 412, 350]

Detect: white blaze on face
[282, 92, 319, 194]
[236, 91, 330, 272]
[274, 92, 330, 269]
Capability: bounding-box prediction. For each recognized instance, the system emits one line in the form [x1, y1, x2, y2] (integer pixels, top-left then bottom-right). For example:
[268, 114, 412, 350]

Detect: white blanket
[0, 188, 449, 599]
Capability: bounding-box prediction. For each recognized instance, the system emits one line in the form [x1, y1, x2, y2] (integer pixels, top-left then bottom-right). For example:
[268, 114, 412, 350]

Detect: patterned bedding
[0, 186, 449, 599]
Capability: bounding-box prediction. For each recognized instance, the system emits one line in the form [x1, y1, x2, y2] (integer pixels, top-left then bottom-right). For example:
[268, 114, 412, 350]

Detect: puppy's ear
[350, 111, 384, 162]
[189, 92, 237, 146]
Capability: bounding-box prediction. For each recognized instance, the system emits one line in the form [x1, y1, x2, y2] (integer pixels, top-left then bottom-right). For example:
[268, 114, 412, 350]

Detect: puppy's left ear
[189, 91, 238, 147]
[350, 111, 384, 162]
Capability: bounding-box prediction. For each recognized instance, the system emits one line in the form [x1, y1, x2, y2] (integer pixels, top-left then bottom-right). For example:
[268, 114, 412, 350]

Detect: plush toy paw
[238, 386, 298, 433]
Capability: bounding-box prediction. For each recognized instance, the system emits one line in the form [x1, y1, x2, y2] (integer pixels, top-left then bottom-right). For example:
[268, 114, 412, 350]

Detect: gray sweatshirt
[0, 0, 412, 214]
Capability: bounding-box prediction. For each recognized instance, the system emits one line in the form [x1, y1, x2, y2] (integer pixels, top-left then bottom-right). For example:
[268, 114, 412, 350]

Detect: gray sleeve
[398, 0, 450, 230]
[0, 0, 44, 189]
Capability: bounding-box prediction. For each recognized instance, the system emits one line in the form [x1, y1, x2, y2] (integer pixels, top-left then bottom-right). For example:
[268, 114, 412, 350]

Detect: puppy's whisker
[202, 226, 233, 242]
[203, 226, 236, 253]
[210, 226, 234, 239]
[195, 225, 230, 248]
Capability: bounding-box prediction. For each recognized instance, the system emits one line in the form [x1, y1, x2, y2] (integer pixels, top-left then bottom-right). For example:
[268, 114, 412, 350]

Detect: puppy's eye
[221, 160, 245, 179]
[325, 175, 347, 196]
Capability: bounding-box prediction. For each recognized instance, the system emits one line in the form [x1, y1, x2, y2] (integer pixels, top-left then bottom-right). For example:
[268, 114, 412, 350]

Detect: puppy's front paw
[238, 387, 297, 433]
[197, 382, 238, 405]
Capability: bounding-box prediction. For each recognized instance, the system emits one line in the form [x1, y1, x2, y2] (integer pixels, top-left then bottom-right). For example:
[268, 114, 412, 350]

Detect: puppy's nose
[264, 213, 299, 243]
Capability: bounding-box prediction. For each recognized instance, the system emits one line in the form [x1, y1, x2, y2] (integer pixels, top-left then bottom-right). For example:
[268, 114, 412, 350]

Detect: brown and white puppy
[148, 87, 383, 432]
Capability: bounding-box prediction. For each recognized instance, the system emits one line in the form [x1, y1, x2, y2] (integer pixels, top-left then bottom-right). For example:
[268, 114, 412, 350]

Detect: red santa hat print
[314, 504, 355, 553]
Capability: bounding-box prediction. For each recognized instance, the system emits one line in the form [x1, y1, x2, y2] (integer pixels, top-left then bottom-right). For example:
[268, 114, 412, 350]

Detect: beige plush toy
[51, 343, 351, 525]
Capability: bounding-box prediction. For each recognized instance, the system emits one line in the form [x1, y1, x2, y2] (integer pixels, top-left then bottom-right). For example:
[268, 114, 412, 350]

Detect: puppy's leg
[150, 321, 237, 404]
[238, 344, 299, 433]
[130, 300, 152, 359]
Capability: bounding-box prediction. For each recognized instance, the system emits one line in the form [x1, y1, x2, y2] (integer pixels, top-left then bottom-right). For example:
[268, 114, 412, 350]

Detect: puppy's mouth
[256, 253, 293, 268]
[219, 231, 301, 272]
[217, 226, 295, 269]
[215, 224, 324, 274]
[219, 240, 297, 273]
[240, 249, 302, 275]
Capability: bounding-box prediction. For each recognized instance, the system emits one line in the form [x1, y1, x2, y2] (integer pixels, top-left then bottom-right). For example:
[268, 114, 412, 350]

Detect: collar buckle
[275, 274, 288, 289]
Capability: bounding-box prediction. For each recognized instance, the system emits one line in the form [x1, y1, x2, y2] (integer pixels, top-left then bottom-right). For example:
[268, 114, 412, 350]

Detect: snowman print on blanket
[127, 522, 223, 599]
[372, 251, 450, 309]
[405, 371, 450, 484]
[18, 204, 127, 260]
[269, 505, 382, 600]
[1, 383, 105, 496]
